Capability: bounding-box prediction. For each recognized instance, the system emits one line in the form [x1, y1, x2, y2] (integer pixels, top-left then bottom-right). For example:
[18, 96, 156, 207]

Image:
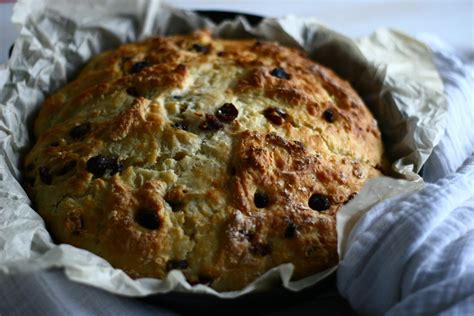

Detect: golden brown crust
[24, 30, 385, 291]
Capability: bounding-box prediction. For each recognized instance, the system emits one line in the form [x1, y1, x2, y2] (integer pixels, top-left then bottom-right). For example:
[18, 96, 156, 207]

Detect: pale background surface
[1, 0, 473, 64]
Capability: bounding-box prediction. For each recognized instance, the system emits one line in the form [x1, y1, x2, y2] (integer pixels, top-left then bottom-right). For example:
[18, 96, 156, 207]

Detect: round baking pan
[142, 272, 354, 315]
[141, 10, 355, 316]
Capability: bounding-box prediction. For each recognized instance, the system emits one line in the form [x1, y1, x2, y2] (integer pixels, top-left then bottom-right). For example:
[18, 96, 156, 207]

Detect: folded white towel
[422, 36, 474, 183]
[337, 38, 474, 315]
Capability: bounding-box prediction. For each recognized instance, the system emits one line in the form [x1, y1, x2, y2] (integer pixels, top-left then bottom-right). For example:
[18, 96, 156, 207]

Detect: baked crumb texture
[24, 30, 384, 291]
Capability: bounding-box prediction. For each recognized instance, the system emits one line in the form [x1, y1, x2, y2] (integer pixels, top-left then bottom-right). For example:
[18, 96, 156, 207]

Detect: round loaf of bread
[24, 30, 385, 291]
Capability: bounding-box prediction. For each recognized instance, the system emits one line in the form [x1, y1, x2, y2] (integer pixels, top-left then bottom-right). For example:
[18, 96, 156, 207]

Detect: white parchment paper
[0, 0, 447, 298]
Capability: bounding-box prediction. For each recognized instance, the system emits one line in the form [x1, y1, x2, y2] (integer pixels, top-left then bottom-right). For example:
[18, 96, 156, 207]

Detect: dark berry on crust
[308, 194, 331, 211]
[69, 122, 91, 140]
[129, 61, 150, 74]
[323, 108, 335, 123]
[216, 103, 238, 122]
[86, 155, 110, 177]
[270, 67, 290, 80]
[135, 208, 161, 230]
[254, 192, 270, 208]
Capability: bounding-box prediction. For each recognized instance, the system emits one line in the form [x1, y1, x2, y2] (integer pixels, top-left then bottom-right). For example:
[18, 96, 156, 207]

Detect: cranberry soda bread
[23, 30, 385, 291]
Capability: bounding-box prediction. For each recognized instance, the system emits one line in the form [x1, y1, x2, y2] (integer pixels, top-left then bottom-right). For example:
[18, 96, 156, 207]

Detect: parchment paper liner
[0, 0, 446, 298]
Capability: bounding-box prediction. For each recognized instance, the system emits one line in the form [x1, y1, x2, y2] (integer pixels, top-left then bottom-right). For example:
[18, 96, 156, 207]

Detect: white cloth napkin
[337, 37, 474, 315]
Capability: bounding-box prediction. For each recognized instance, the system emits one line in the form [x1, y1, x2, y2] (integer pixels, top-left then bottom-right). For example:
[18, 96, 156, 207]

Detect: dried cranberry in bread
[24, 30, 385, 291]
